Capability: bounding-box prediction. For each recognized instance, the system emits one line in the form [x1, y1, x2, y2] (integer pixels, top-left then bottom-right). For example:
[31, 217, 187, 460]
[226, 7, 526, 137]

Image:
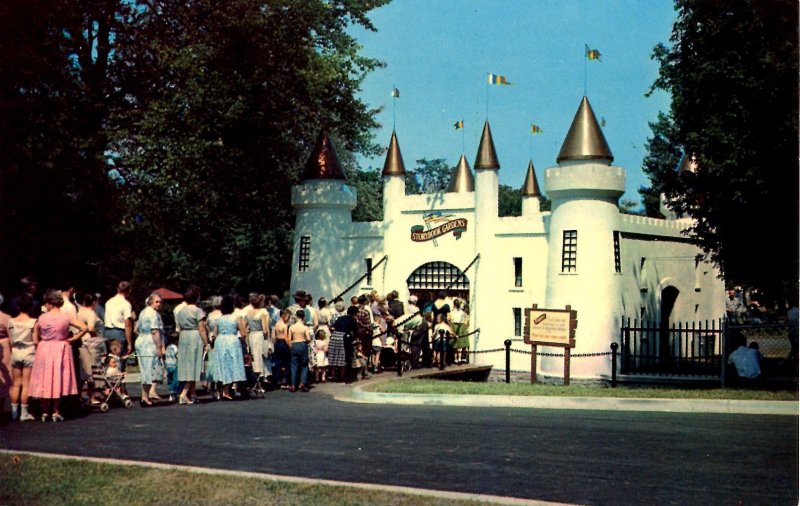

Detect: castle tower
[472, 121, 501, 361]
[381, 130, 407, 296]
[543, 96, 625, 379]
[446, 154, 475, 193]
[521, 160, 542, 216]
[290, 131, 357, 298]
[659, 152, 697, 220]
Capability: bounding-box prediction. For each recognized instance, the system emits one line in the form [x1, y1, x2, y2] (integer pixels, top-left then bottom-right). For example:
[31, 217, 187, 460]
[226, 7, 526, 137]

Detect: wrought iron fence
[619, 317, 723, 377]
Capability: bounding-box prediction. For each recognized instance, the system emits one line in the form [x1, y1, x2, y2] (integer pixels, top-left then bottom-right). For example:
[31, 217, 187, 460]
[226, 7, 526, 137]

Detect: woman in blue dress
[176, 285, 209, 405]
[210, 295, 246, 399]
[204, 296, 223, 400]
[135, 293, 164, 406]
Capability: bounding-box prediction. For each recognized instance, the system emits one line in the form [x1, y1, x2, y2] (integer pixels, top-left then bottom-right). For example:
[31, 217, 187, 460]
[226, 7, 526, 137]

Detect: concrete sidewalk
[124, 370, 798, 416]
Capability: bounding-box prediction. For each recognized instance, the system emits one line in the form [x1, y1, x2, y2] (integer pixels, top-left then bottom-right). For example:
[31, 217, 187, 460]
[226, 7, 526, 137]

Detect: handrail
[331, 254, 388, 302]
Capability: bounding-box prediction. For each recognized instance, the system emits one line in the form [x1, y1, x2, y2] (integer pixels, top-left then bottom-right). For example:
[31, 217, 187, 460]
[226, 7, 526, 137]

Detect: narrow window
[513, 307, 522, 337]
[613, 231, 621, 273]
[513, 257, 523, 287]
[298, 236, 311, 272]
[561, 230, 577, 272]
[365, 258, 373, 285]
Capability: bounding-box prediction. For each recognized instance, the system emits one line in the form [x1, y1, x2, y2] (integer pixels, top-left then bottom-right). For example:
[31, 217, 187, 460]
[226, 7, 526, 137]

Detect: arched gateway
[406, 261, 470, 306]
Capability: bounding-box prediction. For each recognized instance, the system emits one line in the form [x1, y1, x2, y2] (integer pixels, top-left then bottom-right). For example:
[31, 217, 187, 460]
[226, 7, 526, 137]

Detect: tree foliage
[0, 0, 388, 297]
[406, 158, 450, 195]
[647, 0, 798, 296]
[639, 111, 682, 217]
[0, 0, 129, 290]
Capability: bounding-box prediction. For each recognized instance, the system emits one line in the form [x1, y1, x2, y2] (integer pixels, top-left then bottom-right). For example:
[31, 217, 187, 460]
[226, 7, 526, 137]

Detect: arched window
[406, 261, 470, 291]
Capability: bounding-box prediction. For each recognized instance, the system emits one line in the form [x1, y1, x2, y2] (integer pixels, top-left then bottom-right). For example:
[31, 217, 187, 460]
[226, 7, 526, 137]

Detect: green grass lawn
[0, 454, 484, 506]
[362, 379, 799, 401]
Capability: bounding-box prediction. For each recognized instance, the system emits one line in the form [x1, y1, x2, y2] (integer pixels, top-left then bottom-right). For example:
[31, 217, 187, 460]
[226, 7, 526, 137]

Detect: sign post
[524, 304, 578, 385]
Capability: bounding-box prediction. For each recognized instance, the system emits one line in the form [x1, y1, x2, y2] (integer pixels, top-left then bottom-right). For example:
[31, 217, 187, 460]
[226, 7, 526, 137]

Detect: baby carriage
[83, 344, 134, 412]
[378, 335, 414, 372]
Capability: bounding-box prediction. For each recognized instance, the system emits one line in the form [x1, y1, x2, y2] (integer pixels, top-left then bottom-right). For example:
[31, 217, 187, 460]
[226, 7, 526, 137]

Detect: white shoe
[19, 413, 35, 422]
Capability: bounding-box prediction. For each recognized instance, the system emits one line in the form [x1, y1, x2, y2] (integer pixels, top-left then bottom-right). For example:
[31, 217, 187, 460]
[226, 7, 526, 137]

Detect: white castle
[289, 96, 725, 380]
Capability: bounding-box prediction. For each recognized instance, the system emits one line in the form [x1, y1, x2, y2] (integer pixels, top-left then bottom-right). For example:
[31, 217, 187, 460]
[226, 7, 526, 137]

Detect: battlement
[544, 163, 625, 199]
[291, 180, 357, 210]
[620, 213, 694, 236]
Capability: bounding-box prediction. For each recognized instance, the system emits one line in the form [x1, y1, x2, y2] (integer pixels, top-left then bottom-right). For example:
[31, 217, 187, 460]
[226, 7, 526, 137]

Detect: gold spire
[556, 96, 614, 164]
[302, 130, 347, 181]
[521, 160, 541, 197]
[381, 130, 406, 176]
[678, 152, 698, 174]
[446, 154, 475, 193]
[474, 121, 500, 170]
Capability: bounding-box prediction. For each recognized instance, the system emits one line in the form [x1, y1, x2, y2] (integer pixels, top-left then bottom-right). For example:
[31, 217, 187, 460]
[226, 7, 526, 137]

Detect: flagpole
[529, 129, 533, 160]
[462, 126, 465, 153]
[583, 46, 588, 96]
[485, 74, 490, 120]
[392, 84, 397, 129]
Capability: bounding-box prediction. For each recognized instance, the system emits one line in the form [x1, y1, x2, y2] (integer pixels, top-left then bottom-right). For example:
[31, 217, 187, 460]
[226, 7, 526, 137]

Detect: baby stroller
[378, 335, 413, 372]
[88, 349, 134, 412]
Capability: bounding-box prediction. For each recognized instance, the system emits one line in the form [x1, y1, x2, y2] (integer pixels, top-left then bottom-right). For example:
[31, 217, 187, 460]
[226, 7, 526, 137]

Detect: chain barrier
[469, 347, 614, 357]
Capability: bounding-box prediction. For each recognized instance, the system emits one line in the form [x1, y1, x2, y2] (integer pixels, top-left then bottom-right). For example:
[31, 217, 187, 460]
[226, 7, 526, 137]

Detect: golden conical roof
[678, 152, 698, 174]
[474, 121, 500, 170]
[556, 96, 614, 164]
[446, 155, 475, 193]
[381, 130, 406, 176]
[521, 160, 541, 197]
[302, 131, 347, 180]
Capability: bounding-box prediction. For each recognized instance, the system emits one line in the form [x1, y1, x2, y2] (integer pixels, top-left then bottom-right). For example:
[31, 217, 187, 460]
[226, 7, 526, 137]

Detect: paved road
[1, 386, 797, 505]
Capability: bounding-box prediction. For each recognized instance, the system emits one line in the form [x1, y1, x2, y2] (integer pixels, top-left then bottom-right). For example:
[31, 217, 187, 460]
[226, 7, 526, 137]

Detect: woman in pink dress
[29, 289, 89, 422]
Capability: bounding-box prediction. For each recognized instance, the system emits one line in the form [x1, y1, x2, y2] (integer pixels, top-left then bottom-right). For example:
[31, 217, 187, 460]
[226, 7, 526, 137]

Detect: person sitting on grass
[728, 338, 763, 385]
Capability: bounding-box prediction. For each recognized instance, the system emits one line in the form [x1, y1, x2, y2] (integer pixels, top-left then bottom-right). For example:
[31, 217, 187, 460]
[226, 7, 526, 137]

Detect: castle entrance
[406, 261, 470, 309]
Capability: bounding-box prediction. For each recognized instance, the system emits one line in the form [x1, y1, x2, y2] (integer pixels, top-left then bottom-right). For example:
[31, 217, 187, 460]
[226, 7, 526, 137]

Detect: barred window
[513, 257, 523, 287]
[513, 307, 522, 336]
[613, 231, 621, 273]
[298, 236, 311, 272]
[561, 230, 577, 272]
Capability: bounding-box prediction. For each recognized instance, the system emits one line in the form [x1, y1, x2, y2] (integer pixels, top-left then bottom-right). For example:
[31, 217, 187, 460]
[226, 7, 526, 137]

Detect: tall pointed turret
[521, 160, 541, 197]
[446, 155, 475, 193]
[382, 130, 406, 176]
[302, 131, 347, 180]
[677, 152, 698, 174]
[521, 160, 541, 216]
[556, 96, 613, 164]
[474, 121, 500, 170]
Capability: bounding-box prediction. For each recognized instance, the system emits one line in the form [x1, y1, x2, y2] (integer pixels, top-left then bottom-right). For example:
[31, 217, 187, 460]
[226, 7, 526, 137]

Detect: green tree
[109, 0, 387, 294]
[406, 158, 450, 194]
[349, 167, 383, 222]
[498, 184, 521, 217]
[0, 0, 128, 291]
[638, 111, 682, 218]
[648, 0, 798, 296]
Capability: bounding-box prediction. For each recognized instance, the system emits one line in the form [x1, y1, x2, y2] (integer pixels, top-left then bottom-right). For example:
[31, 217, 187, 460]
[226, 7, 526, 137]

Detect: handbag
[152, 357, 166, 383]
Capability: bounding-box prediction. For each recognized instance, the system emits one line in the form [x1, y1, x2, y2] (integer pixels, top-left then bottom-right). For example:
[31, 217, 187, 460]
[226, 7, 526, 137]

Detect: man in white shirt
[104, 281, 134, 369]
[728, 341, 762, 382]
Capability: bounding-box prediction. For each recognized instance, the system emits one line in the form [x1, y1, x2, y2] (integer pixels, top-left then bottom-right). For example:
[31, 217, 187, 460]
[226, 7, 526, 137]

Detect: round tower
[290, 131, 357, 298]
[542, 96, 625, 379]
[472, 121, 501, 363]
[381, 130, 407, 297]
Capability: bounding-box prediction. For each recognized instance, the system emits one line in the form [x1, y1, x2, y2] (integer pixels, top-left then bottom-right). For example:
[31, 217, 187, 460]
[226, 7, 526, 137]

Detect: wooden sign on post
[524, 304, 578, 385]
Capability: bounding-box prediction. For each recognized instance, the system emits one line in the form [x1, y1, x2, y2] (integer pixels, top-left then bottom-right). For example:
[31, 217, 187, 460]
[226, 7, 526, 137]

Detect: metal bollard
[504, 339, 512, 384]
[439, 330, 446, 371]
[397, 332, 402, 377]
[610, 342, 618, 388]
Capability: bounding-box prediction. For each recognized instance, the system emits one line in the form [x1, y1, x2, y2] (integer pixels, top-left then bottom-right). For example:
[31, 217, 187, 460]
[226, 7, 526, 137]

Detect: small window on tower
[298, 236, 311, 272]
[365, 258, 373, 285]
[613, 231, 621, 273]
[513, 307, 522, 336]
[561, 230, 577, 272]
[513, 257, 523, 287]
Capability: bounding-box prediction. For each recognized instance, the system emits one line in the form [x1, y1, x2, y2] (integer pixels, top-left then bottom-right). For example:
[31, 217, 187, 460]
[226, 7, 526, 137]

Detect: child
[313, 329, 329, 383]
[164, 334, 180, 402]
[106, 340, 124, 378]
[432, 314, 453, 367]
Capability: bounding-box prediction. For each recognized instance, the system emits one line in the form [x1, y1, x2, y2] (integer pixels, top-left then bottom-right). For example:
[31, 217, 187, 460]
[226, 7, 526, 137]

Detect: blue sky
[351, 0, 677, 204]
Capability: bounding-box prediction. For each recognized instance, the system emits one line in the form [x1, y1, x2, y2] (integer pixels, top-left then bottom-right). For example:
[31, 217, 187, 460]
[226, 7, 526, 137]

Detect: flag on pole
[531, 124, 543, 134]
[585, 45, 602, 61]
[453, 120, 464, 130]
[391, 87, 400, 98]
[488, 73, 512, 85]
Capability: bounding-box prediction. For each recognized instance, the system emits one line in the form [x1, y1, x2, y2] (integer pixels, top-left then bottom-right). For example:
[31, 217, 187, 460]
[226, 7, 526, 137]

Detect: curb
[341, 384, 799, 416]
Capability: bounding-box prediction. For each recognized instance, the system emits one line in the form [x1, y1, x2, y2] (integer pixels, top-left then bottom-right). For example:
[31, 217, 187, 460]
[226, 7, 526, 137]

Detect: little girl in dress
[313, 329, 328, 383]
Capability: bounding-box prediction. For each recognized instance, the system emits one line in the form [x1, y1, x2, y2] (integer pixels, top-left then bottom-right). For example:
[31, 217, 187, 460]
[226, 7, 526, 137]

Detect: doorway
[406, 261, 470, 310]
[659, 286, 680, 361]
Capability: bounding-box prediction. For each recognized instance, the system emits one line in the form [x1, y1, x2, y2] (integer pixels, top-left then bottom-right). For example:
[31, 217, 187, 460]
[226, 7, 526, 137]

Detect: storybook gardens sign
[410, 213, 468, 242]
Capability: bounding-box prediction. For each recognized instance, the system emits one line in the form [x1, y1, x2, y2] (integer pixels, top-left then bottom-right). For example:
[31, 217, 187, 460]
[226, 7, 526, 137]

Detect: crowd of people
[0, 276, 471, 423]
